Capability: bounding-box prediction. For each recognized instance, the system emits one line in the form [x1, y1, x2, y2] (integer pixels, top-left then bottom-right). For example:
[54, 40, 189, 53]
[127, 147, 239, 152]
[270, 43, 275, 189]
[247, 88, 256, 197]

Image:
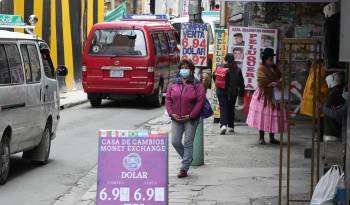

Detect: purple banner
[96, 130, 168, 205]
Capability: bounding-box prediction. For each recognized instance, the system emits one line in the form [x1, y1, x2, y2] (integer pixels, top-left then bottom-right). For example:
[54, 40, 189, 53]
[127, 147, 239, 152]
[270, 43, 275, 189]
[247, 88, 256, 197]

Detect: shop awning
[216, 0, 338, 2]
[104, 2, 128, 22]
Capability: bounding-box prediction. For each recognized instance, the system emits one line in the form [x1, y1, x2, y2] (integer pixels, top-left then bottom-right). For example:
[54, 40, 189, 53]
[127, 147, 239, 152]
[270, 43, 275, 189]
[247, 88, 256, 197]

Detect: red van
[82, 20, 180, 107]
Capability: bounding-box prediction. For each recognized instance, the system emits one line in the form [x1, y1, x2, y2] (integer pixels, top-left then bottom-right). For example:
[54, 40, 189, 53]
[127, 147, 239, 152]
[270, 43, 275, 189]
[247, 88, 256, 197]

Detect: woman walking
[214, 53, 245, 134]
[165, 59, 206, 178]
[246, 48, 287, 144]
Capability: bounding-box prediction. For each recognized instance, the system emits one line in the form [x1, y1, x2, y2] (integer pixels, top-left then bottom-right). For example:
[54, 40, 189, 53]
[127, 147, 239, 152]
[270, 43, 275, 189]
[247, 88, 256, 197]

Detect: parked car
[82, 17, 180, 107]
[0, 16, 67, 185]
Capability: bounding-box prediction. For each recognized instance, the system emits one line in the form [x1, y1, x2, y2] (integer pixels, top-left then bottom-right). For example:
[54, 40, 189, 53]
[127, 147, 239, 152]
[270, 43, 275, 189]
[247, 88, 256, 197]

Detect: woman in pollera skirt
[246, 48, 288, 145]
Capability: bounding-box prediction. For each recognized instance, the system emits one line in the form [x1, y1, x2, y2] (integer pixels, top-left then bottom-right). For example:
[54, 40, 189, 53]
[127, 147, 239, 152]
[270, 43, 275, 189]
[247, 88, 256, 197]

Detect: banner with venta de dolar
[180, 23, 209, 67]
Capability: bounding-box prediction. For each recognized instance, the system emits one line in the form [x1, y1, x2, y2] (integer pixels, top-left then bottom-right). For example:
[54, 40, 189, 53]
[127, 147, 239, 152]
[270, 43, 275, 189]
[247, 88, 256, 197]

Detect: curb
[60, 99, 89, 110]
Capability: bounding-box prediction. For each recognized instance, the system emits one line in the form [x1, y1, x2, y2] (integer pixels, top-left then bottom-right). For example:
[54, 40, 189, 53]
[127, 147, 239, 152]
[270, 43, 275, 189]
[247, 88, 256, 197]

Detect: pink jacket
[166, 78, 205, 120]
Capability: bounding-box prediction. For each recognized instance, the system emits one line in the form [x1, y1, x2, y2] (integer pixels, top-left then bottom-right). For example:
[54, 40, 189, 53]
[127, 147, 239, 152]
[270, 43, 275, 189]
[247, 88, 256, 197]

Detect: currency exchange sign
[96, 130, 168, 205]
[180, 23, 209, 67]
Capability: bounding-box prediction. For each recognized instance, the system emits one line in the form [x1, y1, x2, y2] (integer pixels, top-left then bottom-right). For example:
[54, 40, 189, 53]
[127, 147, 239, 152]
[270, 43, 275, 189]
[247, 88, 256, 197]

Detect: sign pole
[189, 0, 204, 166]
[346, 62, 350, 205]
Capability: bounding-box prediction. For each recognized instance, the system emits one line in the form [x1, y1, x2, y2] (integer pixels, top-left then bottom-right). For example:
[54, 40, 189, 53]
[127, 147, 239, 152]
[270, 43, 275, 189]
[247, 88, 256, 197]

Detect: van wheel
[149, 85, 163, 107]
[0, 137, 10, 185]
[90, 98, 102, 107]
[23, 124, 51, 165]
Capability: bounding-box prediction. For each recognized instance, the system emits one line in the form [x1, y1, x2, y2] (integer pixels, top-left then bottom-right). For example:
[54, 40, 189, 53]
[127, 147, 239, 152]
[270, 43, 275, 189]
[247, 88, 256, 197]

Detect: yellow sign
[211, 29, 228, 119]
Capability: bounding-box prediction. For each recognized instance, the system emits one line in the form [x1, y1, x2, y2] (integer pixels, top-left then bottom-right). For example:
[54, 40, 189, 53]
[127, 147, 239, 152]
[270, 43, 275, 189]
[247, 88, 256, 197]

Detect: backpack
[215, 67, 229, 89]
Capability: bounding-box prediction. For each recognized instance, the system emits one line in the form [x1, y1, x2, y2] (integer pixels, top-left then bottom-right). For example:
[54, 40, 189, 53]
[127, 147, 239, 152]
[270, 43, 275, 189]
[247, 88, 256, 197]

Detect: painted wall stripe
[61, 0, 74, 89]
[98, 0, 104, 23]
[69, 0, 83, 82]
[2, 0, 14, 15]
[93, 0, 98, 25]
[13, 0, 24, 33]
[50, 0, 58, 68]
[33, 0, 43, 38]
[87, 0, 94, 35]
[82, 0, 88, 45]
[2, 0, 14, 31]
[80, 0, 86, 43]
[24, 0, 33, 25]
[42, 0, 51, 45]
[56, 0, 65, 67]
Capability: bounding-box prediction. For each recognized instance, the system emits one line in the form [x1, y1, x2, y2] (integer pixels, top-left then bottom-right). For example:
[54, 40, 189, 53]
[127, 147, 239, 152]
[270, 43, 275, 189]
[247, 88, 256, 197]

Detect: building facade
[1, 0, 104, 90]
[104, 0, 212, 17]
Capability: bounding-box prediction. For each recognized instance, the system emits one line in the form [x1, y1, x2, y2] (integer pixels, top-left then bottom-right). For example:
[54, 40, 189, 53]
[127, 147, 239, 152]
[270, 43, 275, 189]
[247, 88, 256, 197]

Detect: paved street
[72, 115, 320, 205]
[0, 97, 343, 205]
[0, 100, 163, 205]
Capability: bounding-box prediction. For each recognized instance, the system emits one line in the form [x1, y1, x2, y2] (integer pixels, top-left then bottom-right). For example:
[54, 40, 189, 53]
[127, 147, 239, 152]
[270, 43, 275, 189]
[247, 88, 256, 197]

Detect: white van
[0, 15, 67, 185]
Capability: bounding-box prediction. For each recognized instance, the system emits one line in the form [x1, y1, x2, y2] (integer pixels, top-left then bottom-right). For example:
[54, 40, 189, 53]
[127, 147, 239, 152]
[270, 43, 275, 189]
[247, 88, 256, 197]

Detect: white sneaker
[228, 127, 234, 133]
[220, 125, 227, 135]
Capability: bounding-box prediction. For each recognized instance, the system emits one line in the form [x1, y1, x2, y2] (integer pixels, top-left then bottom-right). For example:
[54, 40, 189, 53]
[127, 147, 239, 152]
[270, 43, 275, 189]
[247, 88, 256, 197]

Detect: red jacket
[166, 77, 205, 120]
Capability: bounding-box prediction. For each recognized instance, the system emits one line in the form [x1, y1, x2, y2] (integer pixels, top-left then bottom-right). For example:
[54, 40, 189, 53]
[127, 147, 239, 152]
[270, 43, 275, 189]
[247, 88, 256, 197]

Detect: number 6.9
[147, 188, 154, 200]
[112, 188, 120, 200]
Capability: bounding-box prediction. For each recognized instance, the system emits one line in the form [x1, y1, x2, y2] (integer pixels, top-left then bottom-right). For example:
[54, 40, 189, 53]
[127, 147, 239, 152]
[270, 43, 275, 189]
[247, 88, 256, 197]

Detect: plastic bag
[273, 86, 289, 101]
[311, 165, 343, 205]
[333, 173, 346, 205]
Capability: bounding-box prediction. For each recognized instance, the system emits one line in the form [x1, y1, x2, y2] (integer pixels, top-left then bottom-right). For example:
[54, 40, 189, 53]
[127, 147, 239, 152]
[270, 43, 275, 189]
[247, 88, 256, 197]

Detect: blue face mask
[179, 69, 191, 78]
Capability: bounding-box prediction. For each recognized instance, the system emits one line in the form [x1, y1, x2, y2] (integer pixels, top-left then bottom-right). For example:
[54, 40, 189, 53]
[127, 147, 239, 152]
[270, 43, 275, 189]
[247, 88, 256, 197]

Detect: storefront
[339, 0, 350, 202]
[217, 0, 348, 203]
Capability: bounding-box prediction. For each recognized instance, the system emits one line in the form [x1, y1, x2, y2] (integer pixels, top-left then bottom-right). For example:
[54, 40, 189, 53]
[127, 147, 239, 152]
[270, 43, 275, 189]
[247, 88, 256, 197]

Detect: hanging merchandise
[311, 165, 343, 205]
[273, 86, 289, 102]
[300, 62, 329, 117]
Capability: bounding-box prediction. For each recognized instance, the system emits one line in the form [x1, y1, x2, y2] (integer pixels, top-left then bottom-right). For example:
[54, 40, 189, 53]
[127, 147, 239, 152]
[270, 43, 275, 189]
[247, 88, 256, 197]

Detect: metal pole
[310, 42, 318, 198]
[192, 119, 204, 166]
[220, 1, 226, 28]
[316, 42, 322, 182]
[286, 43, 293, 205]
[346, 62, 350, 205]
[278, 44, 287, 205]
[190, 0, 204, 166]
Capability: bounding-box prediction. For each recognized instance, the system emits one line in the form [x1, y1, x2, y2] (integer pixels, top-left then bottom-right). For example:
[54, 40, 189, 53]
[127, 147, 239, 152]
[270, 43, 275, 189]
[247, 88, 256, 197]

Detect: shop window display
[227, 2, 329, 117]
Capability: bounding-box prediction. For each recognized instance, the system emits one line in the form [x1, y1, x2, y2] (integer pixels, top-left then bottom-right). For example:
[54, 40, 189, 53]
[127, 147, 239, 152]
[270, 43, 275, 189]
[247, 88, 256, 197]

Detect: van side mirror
[57, 65, 68, 77]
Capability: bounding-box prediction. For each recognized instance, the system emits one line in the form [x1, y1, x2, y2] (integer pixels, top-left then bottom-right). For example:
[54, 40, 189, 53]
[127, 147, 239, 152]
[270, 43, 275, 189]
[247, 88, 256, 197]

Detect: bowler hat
[262, 48, 276, 58]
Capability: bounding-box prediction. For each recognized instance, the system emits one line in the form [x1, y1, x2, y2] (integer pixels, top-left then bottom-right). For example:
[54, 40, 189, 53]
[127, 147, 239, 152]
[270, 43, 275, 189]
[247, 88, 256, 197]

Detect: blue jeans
[171, 119, 199, 171]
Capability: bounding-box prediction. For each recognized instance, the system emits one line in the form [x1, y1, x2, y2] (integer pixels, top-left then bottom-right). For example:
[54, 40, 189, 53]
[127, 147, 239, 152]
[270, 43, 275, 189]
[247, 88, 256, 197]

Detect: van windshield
[89, 29, 147, 56]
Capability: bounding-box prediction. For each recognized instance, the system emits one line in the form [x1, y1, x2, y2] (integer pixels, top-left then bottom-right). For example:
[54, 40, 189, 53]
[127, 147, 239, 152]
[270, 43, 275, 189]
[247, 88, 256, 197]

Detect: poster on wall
[180, 23, 209, 67]
[96, 130, 168, 205]
[211, 29, 229, 119]
[228, 26, 278, 90]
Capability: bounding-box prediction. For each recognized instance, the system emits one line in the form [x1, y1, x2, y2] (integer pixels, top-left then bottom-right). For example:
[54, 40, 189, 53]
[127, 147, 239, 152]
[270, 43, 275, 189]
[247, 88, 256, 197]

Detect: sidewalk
[60, 90, 88, 110]
[65, 113, 321, 205]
